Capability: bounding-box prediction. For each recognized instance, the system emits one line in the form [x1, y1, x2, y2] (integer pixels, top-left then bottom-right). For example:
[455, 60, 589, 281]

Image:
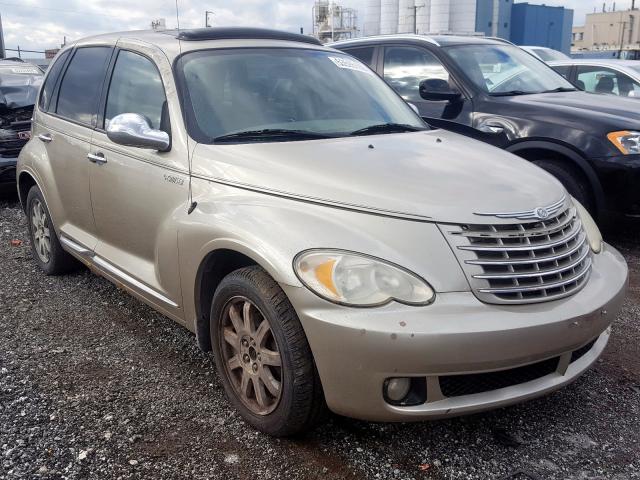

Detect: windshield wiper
[539, 87, 577, 93]
[349, 123, 425, 136]
[488, 90, 536, 97]
[213, 128, 334, 143]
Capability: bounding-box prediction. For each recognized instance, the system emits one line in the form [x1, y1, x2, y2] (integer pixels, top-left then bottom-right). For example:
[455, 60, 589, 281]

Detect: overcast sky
[0, 0, 635, 54]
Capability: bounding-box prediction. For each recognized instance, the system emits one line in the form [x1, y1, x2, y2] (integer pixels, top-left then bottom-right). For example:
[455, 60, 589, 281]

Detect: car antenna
[175, 0, 197, 214]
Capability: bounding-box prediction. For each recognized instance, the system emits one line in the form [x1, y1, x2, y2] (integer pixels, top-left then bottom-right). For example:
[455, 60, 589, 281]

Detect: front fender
[178, 178, 470, 330]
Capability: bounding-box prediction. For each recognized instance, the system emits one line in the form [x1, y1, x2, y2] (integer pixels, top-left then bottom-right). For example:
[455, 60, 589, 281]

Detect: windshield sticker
[328, 56, 373, 75]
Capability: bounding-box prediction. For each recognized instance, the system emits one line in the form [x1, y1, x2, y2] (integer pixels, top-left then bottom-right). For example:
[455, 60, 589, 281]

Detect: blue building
[475, 0, 513, 40]
[509, 2, 574, 54]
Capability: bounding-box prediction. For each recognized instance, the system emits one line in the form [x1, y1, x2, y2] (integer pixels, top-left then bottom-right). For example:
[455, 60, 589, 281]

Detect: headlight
[572, 198, 603, 254]
[293, 250, 435, 307]
[607, 130, 640, 154]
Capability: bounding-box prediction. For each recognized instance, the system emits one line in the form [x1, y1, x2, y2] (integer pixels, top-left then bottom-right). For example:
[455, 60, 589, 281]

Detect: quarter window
[344, 47, 375, 67]
[56, 47, 112, 125]
[39, 50, 70, 112]
[383, 46, 453, 102]
[105, 50, 167, 131]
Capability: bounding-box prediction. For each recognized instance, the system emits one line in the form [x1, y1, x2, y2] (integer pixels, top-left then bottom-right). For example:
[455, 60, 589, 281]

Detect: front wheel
[210, 266, 326, 436]
[533, 159, 594, 213]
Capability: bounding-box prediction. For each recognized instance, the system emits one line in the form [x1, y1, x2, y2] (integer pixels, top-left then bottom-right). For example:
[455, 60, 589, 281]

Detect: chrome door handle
[38, 133, 52, 143]
[87, 153, 107, 165]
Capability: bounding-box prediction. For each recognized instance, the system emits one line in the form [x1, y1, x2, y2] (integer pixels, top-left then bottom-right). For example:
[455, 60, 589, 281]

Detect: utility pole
[0, 14, 5, 59]
[413, 3, 425, 34]
[205, 10, 214, 27]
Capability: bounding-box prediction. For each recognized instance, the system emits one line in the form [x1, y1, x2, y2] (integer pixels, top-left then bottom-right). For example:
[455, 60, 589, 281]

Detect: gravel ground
[1, 193, 639, 480]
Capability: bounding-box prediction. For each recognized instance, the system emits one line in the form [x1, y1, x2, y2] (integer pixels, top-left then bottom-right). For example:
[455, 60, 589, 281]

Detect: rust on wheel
[220, 296, 283, 415]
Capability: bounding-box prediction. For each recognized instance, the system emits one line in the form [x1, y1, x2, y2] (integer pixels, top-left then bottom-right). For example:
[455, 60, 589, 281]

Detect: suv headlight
[293, 250, 435, 307]
[572, 198, 603, 254]
[607, 131, 640, 154]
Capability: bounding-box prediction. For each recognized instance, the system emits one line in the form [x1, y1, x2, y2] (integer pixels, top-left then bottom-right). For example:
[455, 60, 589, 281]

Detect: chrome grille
[440, 207, 592, 304]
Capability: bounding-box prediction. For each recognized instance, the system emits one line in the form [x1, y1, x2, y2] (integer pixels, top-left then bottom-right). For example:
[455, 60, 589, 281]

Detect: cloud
[0, 0, 634, 55]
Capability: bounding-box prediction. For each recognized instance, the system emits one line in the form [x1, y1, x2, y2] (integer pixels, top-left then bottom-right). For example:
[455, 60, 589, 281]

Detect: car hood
[494, 90, 640, 127]
[191, 129, 566, 224]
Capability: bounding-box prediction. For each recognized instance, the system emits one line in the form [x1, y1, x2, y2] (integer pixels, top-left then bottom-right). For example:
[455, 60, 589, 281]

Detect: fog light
[385, 377, 411, 402]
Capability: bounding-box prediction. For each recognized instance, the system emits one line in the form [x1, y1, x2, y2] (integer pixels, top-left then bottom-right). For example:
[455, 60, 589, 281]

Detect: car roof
[548, 58, 640, 72]
[331, 34, 510, 48]
[66, 27, 330, 60]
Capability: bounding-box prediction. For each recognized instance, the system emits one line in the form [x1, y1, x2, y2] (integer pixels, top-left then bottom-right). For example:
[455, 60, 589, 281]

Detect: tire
[26, 186, 79, 275]
[210, 266, 326, 436]
[533, 159, 594, 212]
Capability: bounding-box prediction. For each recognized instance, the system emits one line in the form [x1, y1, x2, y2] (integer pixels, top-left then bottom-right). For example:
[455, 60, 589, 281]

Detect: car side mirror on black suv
[419, 79, 461, 102]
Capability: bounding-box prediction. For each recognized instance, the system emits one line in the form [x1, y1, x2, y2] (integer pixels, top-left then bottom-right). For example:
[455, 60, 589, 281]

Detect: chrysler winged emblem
[474, 196, 566, 221]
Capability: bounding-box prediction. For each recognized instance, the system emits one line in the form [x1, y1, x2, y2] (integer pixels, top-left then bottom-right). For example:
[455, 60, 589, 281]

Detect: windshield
[445, 44, 576, 95]
[532, 48, 569, 62]
[176, 48, 425, 143]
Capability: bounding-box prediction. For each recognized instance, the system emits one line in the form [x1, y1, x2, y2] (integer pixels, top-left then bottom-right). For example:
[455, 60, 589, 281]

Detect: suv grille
[440, 206, 592, 304]
[0, 106, 32, 158]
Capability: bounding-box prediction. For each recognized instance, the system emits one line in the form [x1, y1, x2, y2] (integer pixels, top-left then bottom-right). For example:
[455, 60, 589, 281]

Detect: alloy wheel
[31, 199, 51, 264]
[220, 296, 283, 415]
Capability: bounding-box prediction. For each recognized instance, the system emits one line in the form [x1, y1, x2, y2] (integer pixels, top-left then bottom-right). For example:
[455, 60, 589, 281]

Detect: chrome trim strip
[59, 235, 93, 256]
[472, 247, 590, 279]
[455, 210, 575, 239]
[458, 223, 583, 252]
[464, 240, 586, 266]
[478, 259, 592, 293]
[92, 257, 179, 308]
[474, 196, 566, 220]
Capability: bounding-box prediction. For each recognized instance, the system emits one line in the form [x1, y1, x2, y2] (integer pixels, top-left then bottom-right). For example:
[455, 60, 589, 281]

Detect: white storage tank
[414, 0, 431, 35]
[363, 0, 382, 36]
[429, 0, 450, 33]
[449, 0, 477, 33]
[380, 0, 400, 35]
[398, 0, 416, 34]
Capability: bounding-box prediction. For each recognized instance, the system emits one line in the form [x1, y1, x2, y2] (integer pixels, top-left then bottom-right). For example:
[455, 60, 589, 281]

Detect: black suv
[0, 60, 43, 187]
[333, 35, 640, 221]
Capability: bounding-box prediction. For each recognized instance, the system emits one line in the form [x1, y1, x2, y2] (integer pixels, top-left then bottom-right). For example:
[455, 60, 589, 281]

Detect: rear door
[88, 46, 189, 317]
[35, 46, 112, 249]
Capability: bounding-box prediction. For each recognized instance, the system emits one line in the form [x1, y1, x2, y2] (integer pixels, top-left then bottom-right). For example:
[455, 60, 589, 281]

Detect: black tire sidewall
[210, 270, 305, 435]
[533, 160, 593, 211]
[26, 186, 73, 275]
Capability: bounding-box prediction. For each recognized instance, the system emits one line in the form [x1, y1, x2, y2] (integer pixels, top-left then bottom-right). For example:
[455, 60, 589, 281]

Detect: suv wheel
[26, 186, 79, 275]
[210, 266, 326, 436]
[533, 159, 594, 212]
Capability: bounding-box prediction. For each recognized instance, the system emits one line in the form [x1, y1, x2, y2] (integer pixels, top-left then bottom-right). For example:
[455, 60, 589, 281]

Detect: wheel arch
[17, 170, 39, 213]
[194, 247, 274, 352]
[506, 140, 605, 215]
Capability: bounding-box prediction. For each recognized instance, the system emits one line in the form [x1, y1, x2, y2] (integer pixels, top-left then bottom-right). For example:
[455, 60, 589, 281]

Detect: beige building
[572, 9, 640, 51]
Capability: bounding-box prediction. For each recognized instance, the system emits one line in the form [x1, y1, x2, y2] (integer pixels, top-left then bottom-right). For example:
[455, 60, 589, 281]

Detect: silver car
[17, 28, 628, 436]
[550, 59, 640, 98]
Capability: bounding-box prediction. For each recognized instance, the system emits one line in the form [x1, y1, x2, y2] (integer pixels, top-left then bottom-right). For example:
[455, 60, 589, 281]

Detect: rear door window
[56, 47, 112, 126]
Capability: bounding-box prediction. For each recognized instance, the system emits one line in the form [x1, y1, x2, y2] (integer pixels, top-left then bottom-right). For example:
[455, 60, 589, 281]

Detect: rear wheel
[210, 266, 326, 436]
[26, 186, 79, 275]
[533, 159, 594, 212]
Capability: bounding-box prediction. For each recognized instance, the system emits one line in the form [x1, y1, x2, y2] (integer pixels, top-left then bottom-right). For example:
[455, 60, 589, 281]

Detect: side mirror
[419, 79, 462, 102]
[106, 113, 170, 152]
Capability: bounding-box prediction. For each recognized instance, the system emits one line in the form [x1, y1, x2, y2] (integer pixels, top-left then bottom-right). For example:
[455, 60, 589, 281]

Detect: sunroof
[170, 27, 322, 46]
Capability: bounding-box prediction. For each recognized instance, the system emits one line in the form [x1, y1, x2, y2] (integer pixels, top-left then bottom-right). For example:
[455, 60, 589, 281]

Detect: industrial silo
[429, 0, 450, 33]
[414, 0, 431, 35]
[397, 0, 416, 34]
[449, 0, 477, 33]
[380, 0, 400, 35]
[363, 0, 382, 36]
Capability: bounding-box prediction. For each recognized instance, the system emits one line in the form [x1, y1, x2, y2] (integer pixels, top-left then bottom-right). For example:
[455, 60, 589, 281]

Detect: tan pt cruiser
[17, 28, 628, 436]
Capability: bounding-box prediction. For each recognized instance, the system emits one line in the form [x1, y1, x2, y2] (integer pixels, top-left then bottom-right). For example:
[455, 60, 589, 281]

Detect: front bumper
[592, 154, 640, 217]
[284, 244, 628, 422]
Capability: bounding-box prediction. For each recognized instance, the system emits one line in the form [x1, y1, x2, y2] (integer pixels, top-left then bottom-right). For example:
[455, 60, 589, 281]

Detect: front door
[88, 47, 189, 317]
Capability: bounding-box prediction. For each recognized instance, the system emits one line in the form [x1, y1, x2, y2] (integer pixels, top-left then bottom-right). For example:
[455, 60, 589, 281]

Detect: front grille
[439, 357, 560, 397]
[0, 106, 32, 158]
[440, 206, 592, 304]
